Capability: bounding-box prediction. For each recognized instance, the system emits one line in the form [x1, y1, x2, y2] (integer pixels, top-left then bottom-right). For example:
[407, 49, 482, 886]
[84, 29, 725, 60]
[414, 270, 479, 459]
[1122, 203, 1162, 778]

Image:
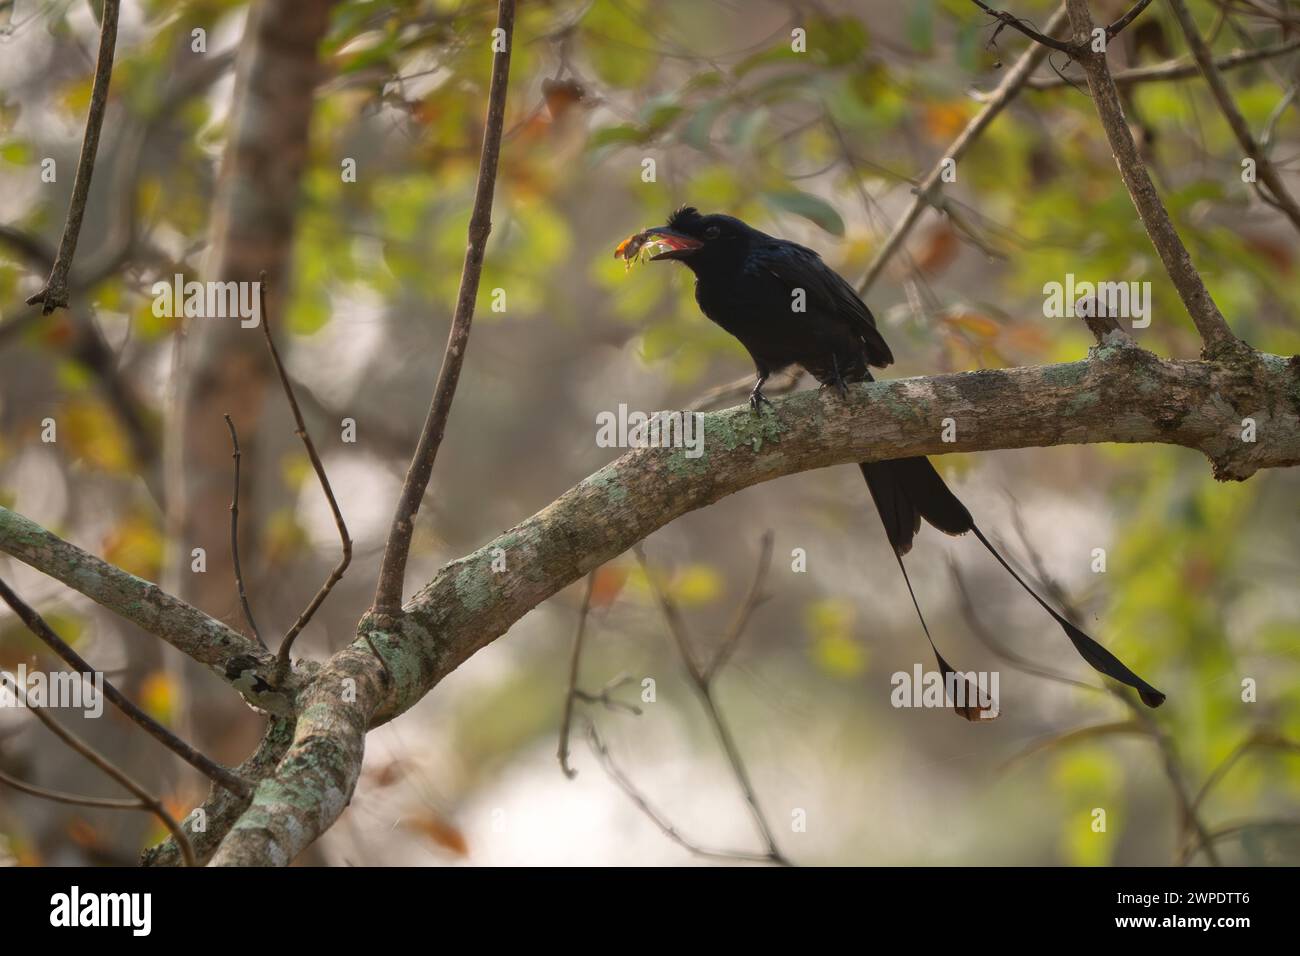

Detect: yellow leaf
[804, 599, 866, 677]
[60, 399, 132, 472]
[943, 309, 1001, 339]
[138, 671, 178, 726]
[101, 512, 164, 580]
[671, 564, 723, 605]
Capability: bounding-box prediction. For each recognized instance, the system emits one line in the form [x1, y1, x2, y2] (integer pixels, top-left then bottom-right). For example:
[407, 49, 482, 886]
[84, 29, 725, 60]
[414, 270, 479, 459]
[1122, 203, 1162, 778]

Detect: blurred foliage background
[0, 0, 1298, 865]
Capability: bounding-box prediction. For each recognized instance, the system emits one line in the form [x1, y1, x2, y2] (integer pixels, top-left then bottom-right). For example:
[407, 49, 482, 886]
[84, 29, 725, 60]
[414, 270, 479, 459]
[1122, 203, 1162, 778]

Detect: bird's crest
[667, 205, 702, 231]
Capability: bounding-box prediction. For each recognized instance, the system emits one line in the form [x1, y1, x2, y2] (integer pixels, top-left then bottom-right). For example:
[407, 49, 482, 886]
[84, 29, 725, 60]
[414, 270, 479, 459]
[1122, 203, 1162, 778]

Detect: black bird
[630, 206, 1164, 712]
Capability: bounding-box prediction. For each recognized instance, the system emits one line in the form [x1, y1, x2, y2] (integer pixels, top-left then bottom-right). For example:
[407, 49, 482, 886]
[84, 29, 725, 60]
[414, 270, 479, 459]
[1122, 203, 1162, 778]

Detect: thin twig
[1186, 728, 1300, 823]
[1065, 0, 1241, 357]
[24, 0, 121, 314]
[1, 670, 195, 866]
[1129, 699, 1222, 866]
[634, 540, 789, 865]
[585, 723, 780, 865]
[223, 415, 264, 650]
[1166, 0, 1300, 235]
[574, 676, 642, 715]
[558, 571, 597, 778]
[954, 504, 1222, 866]
[257, 277, 353, 675]
[372, 0, 517, 615]
[1020, 36, 1300, 90]
[860, 4, 1070, 294]
[1259, 75, 1299, 152]
[970, 0, 1079, 53]
[1105, 0, 1156, 38]
[950, 559, 1101, 692]
[0, 574, 251, 799]
[1184, 818, 1300, 862]
[996, 514, 1220, 864]
[0, 765, 140, 809]
[704, 530, 774, 682]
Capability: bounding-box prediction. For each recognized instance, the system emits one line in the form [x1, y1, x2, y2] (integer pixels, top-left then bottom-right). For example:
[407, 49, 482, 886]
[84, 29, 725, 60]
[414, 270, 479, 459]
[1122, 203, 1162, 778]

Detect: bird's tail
[860, 456, 1166, 709]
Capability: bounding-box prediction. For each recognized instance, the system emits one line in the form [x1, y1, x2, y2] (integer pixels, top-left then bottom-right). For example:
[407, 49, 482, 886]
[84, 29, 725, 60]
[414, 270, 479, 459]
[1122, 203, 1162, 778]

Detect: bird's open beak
[640, 227, 703, 260]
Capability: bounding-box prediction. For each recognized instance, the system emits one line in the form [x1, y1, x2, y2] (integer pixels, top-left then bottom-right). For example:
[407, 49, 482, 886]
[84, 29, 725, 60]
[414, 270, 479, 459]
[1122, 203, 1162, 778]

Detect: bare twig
[573, 676, 642, 715]
[372, 0, 516, 615]
[860, 4, 1070, 294]
[1105, 0, 1156, 38]
[1166, 0, 1300, 235]
[998, 516, 1221, 864]
[1197, 730, 1300, 808]
[1130, 699, 1223, 866]
[953, 507, 1222, 865]
[0, 574, 251, 799]
[950, 560, 1101, 692]
[1020, 36, 1300, 90]
[1065, 0, 1241, 357]
[1, 48, 232, 352]
[704, 530, 774, 682]
[1260, 75, 1299, 152]
[585, 723, 779, 865]
[257, 277, 353, 674]
[634, 540, 789, 865]
[970, 0, 1079, 53]
[1001, 720, 1145, 770]
[1184, 819, 1300, 862]
[558, 571, 597, 778]
[0, 669, 195, 866]
[0, 767, 140, 810]
[222, 415, 264, 650]
[24, 0, 121, 315]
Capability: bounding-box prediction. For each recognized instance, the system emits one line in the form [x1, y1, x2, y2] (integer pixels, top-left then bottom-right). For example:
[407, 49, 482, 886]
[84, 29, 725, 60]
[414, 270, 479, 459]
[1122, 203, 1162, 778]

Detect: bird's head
[626, 207, 758, 272]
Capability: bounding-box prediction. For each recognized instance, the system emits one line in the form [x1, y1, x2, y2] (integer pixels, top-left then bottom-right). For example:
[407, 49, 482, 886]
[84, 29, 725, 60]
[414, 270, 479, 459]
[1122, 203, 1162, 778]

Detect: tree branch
[141, 715, 295, 867]
[557, 571, 597, 779]
[970, 1, 1080, 54]
[860, 4, 1070, 293]
[222, 415, 265, 650]
[211, 338, 1300, 864]
[1064, 0, 1242, 357]
[1165, 0, 1300, 234]
[24, 0, 121, 315]
[257, 277, 353, 675]
[0, 506, 289, 712]
[0, 574, 250, 798]
[1, 666, 194, 866]
[1020, 36, 1300, 90]
[635, 539, 788, 864]
[372, 0, 517, 614]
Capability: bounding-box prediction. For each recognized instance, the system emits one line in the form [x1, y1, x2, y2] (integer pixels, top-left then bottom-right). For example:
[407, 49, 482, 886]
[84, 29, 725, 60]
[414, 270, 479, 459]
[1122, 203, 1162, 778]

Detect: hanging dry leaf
[401, 812, 469, 857]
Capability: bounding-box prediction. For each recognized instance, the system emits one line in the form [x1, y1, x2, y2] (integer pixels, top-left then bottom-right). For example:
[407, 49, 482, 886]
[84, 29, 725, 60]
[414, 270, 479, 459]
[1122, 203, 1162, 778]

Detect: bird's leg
[818, 355, 850, 400]
[749, 372, 774, 415]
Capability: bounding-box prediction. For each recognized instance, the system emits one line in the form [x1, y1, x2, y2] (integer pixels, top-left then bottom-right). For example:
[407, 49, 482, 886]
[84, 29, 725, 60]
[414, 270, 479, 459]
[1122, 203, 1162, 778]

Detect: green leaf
[588, 124, 647, 150]
[0, 140, 31, 165]
[763, 188, 845, 235]
[906, 0, 934, 54]
[637, 97, 684, 134]
[679, 100, 724, 151]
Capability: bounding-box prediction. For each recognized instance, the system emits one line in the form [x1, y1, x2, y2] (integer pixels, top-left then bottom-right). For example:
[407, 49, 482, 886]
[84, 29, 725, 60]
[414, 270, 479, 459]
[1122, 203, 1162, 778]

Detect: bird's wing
[746, 242, 894, 368]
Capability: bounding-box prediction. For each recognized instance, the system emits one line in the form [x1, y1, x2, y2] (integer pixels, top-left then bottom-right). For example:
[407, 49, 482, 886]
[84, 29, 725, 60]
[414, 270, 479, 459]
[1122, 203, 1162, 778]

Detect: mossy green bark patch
[1042, 361, 1089, 388]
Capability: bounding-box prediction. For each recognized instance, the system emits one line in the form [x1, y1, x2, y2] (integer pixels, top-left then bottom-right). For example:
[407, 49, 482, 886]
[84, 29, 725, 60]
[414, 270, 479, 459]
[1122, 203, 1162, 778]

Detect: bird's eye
[705, 225, 721, 239]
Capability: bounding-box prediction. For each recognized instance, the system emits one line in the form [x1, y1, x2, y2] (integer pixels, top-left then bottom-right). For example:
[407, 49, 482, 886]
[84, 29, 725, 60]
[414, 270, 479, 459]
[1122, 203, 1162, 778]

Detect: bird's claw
[818, 379, 850, 401]
[749, 388, 774, 415]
